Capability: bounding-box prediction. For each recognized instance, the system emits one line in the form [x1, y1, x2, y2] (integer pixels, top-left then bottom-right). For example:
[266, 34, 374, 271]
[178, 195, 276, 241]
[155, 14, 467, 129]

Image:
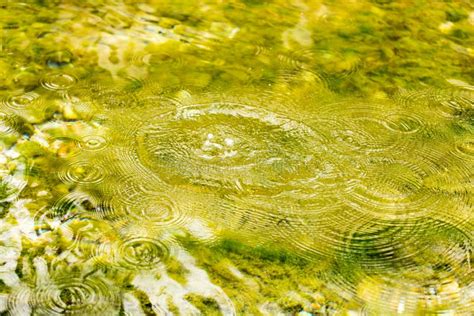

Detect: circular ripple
[311, 104, 407, 154]
[217, 193, 356, 259]
[329, 218, 473, 313]
[340, 219, 419, 267]
[59, 161, 105, 184]
[454, 139, 474, 159]
[79, 135, 107, 151]
[122, 193, 187, 228]
[394, 88, 473, 118]
[112, 178, 185, 222]
[95, 88, 140, 110]
[345, 157, 433, 218]
[316, 50, 361, 79]
[3, 92, 41, 110]
[33, 192, 103, 236]
[41, 73, 77, 91]
[0, 112, 19, 134]
[116, 237, 169, 269]
[329, 123, 388, 153]
[34, 277, 120, 315]
[7, 286, 32, 315]
[136, 102, 326, 192]
[67, 215, 118, 257]
[277, 48, 315, 69]
[58, 89, 101, 118]
[382, 113, 423, 134]
[427, 89, 473, 117]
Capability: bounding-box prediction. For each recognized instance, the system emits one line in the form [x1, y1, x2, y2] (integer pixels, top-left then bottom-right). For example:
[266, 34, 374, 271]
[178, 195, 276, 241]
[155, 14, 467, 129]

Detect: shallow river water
[0, 0, 473, 315]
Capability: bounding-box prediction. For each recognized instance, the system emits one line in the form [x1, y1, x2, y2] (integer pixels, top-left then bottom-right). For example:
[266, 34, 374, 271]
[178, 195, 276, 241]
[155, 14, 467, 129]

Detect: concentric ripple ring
[136, 102, 326, 192]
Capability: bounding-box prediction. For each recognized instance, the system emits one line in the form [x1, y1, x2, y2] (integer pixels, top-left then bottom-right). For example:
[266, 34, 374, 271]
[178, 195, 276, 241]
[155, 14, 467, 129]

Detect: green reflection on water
[0, 0, 472, 314]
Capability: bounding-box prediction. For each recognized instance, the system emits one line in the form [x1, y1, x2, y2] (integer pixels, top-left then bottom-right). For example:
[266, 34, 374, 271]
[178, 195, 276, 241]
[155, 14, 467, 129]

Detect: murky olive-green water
[0, 0, 473, 315]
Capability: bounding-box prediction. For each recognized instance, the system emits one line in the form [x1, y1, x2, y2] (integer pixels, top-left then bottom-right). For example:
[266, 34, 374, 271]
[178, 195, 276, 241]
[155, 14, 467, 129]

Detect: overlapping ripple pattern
[0, 0, 472, 314]
[71, 83, 472, 313]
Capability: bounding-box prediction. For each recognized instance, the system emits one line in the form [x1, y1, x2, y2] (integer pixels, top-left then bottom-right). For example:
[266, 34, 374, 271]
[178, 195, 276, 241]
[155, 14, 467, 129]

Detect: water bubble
[41, 73, 77, 91]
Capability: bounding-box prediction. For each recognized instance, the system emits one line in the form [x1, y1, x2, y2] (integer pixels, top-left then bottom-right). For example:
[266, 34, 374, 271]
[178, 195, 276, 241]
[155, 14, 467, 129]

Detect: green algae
[0, 0, 473, 315]
[184, 294, 222, 315]
[180, 237, 346, 313]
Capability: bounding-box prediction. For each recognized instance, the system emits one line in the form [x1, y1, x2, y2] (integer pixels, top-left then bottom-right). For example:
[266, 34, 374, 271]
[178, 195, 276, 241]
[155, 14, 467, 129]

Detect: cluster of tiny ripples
[0, 0, 472, 314]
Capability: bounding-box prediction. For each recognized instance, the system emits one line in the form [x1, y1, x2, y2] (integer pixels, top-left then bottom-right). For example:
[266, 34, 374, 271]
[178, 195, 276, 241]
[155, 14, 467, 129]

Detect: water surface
[0, 0, 473, 314]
